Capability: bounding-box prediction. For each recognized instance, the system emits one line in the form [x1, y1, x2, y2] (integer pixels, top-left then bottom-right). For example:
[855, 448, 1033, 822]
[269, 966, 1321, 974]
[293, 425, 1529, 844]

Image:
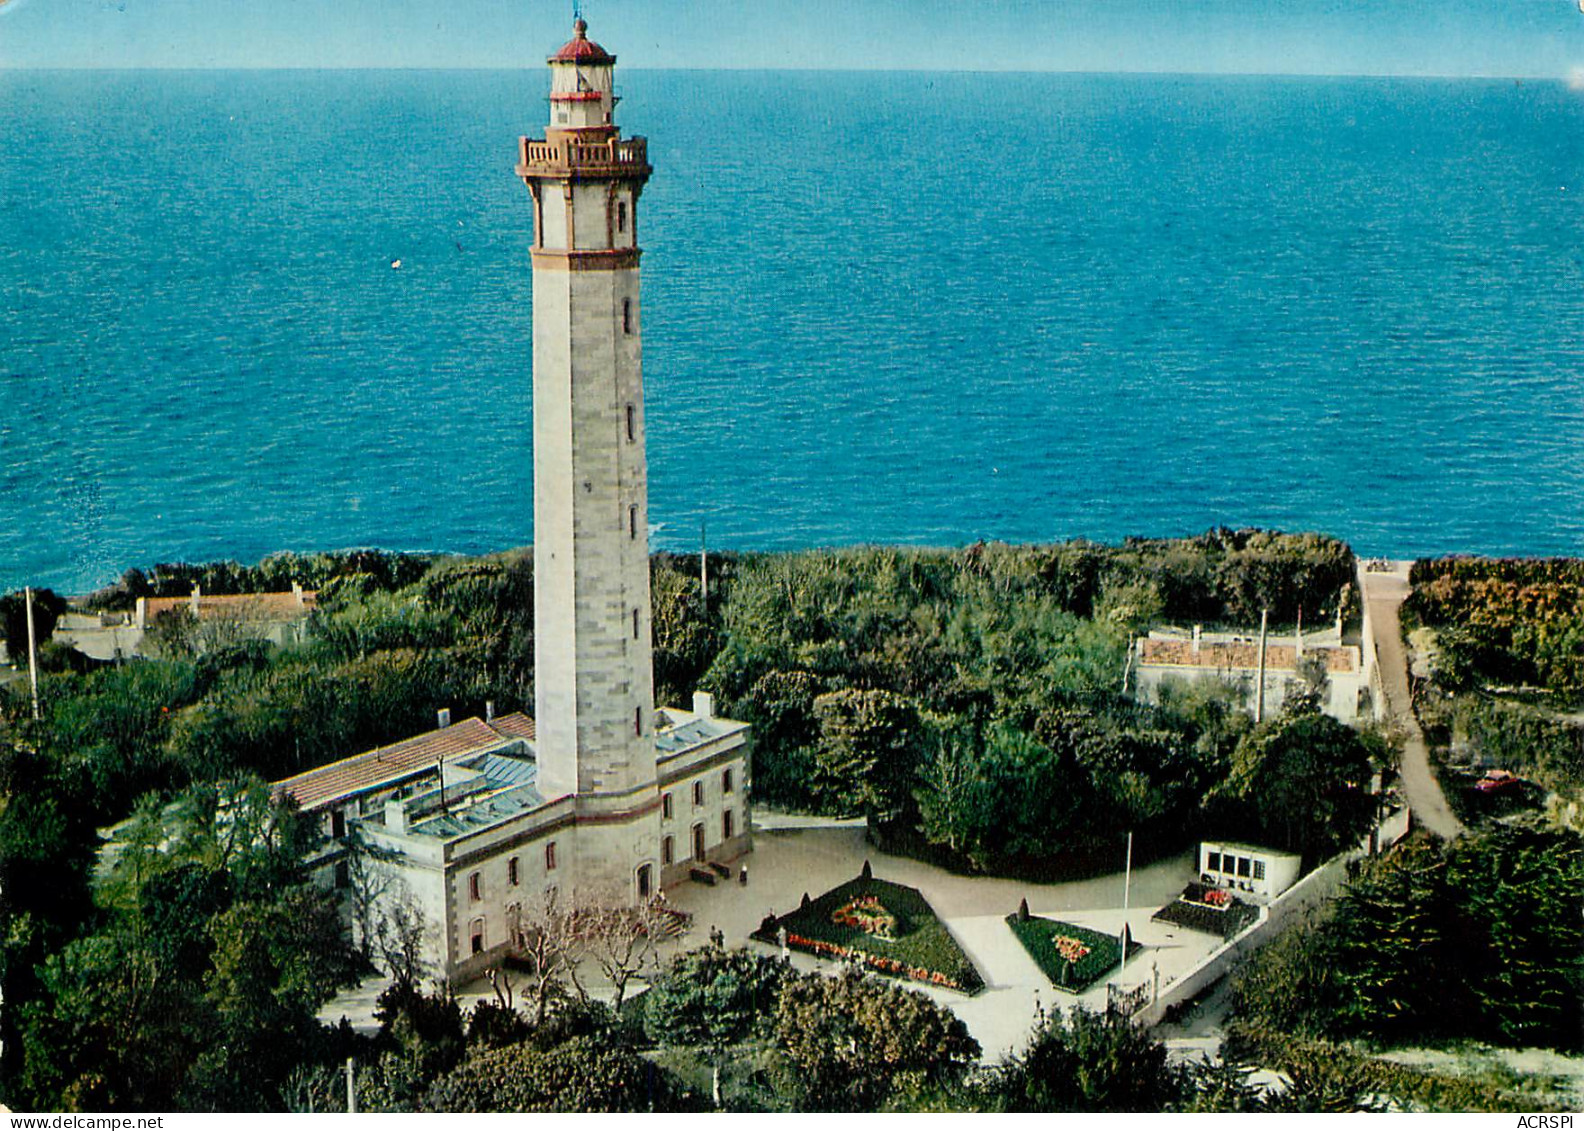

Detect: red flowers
[783, 932, 962, 991]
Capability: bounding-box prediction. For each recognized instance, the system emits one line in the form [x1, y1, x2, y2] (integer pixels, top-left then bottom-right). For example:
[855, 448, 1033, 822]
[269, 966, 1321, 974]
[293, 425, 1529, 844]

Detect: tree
[1212, 703, 1378, 863]
[811, 688, 921, 826]
[644, 945, 786, 1053]
[998, 1005, 1181, 1112]
[914, 712, 982, 855]
[577, 901, 670, 1010]
[771, 968, 980, 1111]
[422, 1034, 698, 1112]
[0, 588, 67, 665]
[344, 825, 399, 963]
[512, 889, 585, 1025]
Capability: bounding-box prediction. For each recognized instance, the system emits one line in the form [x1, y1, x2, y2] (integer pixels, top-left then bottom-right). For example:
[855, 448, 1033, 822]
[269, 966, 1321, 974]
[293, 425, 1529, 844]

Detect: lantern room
[547, 18, 618, 137]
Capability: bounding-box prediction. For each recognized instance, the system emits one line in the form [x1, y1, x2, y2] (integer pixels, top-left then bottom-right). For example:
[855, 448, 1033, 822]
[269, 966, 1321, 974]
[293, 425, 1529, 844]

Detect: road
[1360, 563, 1464, 841]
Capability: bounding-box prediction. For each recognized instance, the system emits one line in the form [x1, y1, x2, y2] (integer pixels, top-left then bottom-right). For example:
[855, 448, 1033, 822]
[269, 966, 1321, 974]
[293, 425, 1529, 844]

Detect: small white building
[1197, 841, 1302, 904]
[1131, 623, 1370, 722]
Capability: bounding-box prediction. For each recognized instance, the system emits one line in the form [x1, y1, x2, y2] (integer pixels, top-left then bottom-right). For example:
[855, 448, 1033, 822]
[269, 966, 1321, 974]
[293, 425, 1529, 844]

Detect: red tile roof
[550, 18, 615, 64]
[490, 711, 536, 741]
[145, 591, 317, 621]
[1139, 638, 1357, 674]
[274, 716, 520, 812]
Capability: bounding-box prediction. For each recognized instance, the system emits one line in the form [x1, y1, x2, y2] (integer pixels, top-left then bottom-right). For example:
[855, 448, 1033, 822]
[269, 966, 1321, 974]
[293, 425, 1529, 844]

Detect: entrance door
[636, 863, 652, 900]
[692, 822, 706, 862]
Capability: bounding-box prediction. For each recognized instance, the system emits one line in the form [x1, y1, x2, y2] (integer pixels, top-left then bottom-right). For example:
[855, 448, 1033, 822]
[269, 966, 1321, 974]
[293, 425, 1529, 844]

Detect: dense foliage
[1231, 822, 1584, 1051]
[1406, 557, 1584, 699]
[6, 782, 359, 1110]
[1208, 703, 1384, 865]
[998, 1005, 1181, 1112]
[702, 532, 1358, 874]
[1403, 556, 1584, 821]
[0, 533, 1375, 1110]
[423, 1034, 698, 1113]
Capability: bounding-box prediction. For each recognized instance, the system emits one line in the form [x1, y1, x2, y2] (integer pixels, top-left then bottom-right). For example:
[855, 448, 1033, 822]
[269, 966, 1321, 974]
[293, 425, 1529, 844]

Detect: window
[629, 504, 638, 539]
[1236, 856, 1251, 878]
[506, 902, 522, 943]
[722, 809, 734, 840]
[1253, 860, 1266, 881]
[334, 860, 350, 889]
[470, 918, 484, 955]
[692, 822, 706, 862]
[330, 808, 346, 839]
[469, 872, 482, 902]
[662, 835, 674, 865]
[617, 199, 627, 233]
[692, 781, 704, 807]
[1206, 851, 1222, 874]
[626, 403, 635, 441]
[722, 768, 734, 794]
[662, 792, 673, 820]
[634, 706, 642, 736]
[545, 842, 558, 872]
[633, 607, 640, 639]
[637, 863, 652, 899]
[622, 298, 633, 334]
[508, 856, 520, 886]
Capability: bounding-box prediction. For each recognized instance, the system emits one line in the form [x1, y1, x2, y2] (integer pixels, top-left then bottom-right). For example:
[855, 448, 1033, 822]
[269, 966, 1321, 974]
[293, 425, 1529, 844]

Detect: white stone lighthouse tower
[516, 18, 660, 895]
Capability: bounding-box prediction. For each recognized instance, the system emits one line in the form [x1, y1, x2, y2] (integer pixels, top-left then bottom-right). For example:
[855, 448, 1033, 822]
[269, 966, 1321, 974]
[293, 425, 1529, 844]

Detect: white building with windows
[1196, 841, 1302, 904]
[272, 18, 751, 983]
[1131, 623, 1371, 722]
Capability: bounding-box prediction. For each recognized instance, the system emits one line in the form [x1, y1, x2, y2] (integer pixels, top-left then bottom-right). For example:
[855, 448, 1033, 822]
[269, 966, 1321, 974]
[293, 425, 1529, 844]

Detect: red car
[1475, 769, 1523, 794]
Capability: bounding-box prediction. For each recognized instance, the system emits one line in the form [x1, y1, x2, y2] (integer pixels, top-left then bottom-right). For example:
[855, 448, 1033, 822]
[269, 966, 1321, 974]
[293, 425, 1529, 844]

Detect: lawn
[1005, 914, 1138, 993]
[754, 874, 984, 994]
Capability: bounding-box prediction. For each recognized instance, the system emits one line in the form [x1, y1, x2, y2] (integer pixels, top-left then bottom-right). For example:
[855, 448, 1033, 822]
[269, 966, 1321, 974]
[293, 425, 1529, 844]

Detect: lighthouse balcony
[517, 136, 651, 179]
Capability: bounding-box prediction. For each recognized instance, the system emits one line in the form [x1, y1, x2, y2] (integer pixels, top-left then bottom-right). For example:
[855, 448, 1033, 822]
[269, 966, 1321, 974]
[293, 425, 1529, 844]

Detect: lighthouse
[271, 17, 749, 959]
[516, 17, 661, 894]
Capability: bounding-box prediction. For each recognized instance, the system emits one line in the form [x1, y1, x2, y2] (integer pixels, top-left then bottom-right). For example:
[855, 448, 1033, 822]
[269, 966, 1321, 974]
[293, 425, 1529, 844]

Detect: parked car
[1474, 769, 1523, 794]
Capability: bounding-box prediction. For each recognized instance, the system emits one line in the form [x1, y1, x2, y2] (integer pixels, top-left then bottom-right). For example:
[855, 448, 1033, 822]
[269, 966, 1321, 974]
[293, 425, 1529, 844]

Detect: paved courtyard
[327, 814, 1221, 1064]
[655, 815, 1213, 1062]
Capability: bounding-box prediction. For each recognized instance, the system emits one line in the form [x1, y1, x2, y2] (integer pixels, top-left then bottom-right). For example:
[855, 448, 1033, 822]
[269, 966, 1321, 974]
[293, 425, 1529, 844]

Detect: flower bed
[1005, 914, 1136, 994]
[1150, 883, 1259, 940]
[754, 875, 984, 994]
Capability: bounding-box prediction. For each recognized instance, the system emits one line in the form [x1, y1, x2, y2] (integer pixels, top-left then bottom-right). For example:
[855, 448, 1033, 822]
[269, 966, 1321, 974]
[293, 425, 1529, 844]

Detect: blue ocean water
[1, 70, 1581, 594]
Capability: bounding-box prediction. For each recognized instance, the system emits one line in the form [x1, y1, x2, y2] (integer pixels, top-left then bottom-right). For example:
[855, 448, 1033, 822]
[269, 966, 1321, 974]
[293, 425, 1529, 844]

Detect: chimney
[1191, 625, 1202, 657]
[692, 691, 715, 719]
[292, 580, 304, 608]
[190, 584, 201, 615]
[485, 700, 496, 723]
[437, 707, 451, 729]
[384, 799, 408, 835]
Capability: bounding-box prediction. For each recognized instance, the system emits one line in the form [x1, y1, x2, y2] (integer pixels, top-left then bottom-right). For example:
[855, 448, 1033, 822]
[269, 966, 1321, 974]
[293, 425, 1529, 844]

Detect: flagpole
[25, 586, 40, 721]
[1119, 830, 1132, 980]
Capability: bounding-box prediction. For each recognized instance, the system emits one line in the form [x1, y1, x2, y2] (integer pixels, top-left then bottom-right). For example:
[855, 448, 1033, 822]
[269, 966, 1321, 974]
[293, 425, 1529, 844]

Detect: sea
[1, 70, 1581, 595]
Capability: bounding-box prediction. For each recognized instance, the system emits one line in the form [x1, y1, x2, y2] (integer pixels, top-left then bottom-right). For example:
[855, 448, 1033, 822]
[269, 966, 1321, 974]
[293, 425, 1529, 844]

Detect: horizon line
[0, 64, 1569, 83]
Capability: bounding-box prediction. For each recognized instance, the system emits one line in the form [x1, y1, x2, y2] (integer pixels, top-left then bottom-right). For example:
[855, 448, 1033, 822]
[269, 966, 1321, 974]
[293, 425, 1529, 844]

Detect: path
[1360, 562, 1464, 840]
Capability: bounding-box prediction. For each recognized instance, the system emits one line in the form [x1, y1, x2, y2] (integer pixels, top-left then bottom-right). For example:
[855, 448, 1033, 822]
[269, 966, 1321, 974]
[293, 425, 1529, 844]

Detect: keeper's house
[273, 694, 749, 983]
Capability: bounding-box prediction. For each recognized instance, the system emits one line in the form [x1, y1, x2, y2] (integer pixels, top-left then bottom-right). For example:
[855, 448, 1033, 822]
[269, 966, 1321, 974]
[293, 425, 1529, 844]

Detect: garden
[753, 869, 984, 994]
[1151, 882, 1260, 940]
[1006, 908, 1139, 993]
